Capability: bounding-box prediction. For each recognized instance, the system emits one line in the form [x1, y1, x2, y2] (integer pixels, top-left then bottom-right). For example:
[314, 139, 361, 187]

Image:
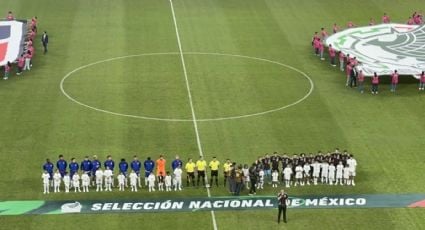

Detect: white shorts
[336, 174, 342, 179]
[349, 171, 356, 176]
[313, 172, 320, 177]
[284, 176, 291, 180]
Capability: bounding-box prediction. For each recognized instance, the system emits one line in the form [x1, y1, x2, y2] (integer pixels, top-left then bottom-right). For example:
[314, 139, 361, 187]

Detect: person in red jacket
[371, 72, 379, 94]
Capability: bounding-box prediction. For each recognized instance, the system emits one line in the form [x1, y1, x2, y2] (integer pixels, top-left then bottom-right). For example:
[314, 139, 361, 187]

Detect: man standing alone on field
[41, 31, 49, 54]
[277, 189, 288, 223]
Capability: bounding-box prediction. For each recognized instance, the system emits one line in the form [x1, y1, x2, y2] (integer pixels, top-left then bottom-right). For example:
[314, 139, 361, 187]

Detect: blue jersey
[69, 162, 79, 172]
[92, 160, 101, 172]
[171, 159, 183, 171]
[144, 160, 155, 173]
[119, 161, 128, 173]
[56, 159, 67, 171]
[43, 162, 54, 173]
[131, 160, 142, 172]
[104, 160, 115, 171]
[81, 160, 92, 172]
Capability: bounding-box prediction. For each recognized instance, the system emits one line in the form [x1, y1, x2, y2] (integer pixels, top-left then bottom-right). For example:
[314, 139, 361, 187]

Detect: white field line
[168, 0, 218, 230]
[59, 52, 314, 122]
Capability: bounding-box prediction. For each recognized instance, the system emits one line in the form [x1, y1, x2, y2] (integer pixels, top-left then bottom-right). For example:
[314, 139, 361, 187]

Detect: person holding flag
[419, 71, 425, 91]
[391, 70, 399, 92]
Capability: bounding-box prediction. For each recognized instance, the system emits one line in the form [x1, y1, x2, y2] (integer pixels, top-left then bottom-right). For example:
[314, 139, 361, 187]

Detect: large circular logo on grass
[60, 52, 313, 122]
[326, 23, 425, 76]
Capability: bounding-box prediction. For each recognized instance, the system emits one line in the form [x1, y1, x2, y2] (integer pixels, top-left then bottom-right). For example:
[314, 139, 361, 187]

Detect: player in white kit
[311, 160, 321, 185]
[53, 170, 61, 193]
[347, 155, 357, 186]
[303, 162, 311, 185]
[343, 164, 350, 185]
[283, 165, 292, 188]
[257, 169, 265, 189]
[148, 172, 156, 192]
[95, 169, 104, 192]
[243, 164, 250, 189]
[271, 170, 279, 188]
[104, 167, 113, 191]
[117, 173, 126, 191]
[129, 171, 138, 192]
[82, 172, 90, 192]
[72, 173, 81, 192]
[63, 172, 70, 193]
[328, 163, 336, 185]
[165, 172, 172, 191]
[321, 161, 329, 184]
[42, 171, 50, 194]
[295, 164, 303, 186]
[335, 161, 344, 185]
[173, 166, 183, 191]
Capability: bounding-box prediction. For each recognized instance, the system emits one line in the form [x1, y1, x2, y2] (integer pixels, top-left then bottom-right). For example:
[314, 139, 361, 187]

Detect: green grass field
[1, 0, 425, 229]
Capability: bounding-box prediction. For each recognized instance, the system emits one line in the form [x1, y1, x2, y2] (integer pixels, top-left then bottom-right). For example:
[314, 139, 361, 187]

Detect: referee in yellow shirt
[209, 157, 220, 187]
[223, 159, 232, 187]
[196, 156, 207, 187]
[185, 158, 195, 187]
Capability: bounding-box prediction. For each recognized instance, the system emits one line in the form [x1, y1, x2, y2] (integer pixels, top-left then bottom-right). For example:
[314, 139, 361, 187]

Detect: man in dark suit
[277, 189, 288, 223]
[41, 31, 49, 54]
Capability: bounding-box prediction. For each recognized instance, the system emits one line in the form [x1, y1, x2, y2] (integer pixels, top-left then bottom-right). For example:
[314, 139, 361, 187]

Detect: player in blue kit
[104, 155, 115, 186]
[171, 155, 183, 171]
[144, 157, 155, 186]
[43, 159, 54, 187]
[91, 155, 101, 186]
[56, 155, 67, 177]
[81, 156, 93, 176]
[119, 158, 129, 187]
[69, 158, 79, 179]
[131, 155, 142, 188]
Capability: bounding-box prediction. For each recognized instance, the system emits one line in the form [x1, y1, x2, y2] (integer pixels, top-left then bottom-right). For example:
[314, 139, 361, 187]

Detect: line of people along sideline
[2, 11, 49, 80]
[312, 11, 425, 94]
[41, 148, 357, 195]
[42, 154, 219, 194]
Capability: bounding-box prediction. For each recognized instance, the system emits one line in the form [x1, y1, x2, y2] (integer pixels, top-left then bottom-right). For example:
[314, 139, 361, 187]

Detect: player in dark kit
[277, 189, 288, 223]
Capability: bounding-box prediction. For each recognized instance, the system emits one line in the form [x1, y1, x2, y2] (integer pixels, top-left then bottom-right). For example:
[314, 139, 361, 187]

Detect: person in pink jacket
[371, 72, 379, 94]
[391, 70, 399, 92]
[328, 44, 336, 66]
[357, 70, 365, 93]
[419, 71, 425, 91]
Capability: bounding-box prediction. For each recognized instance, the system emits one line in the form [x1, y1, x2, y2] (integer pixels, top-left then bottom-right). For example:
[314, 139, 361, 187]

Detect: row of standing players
[41, 149, 357, 194]
[224, 149, 357, 196]
[311, 11, 425, 93]
[42, 154, 221, 194]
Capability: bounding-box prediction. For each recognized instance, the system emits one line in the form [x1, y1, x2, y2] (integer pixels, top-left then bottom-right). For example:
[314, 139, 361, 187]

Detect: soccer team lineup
[1, 0, 425, 229]
[42, 150, 358, 194]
